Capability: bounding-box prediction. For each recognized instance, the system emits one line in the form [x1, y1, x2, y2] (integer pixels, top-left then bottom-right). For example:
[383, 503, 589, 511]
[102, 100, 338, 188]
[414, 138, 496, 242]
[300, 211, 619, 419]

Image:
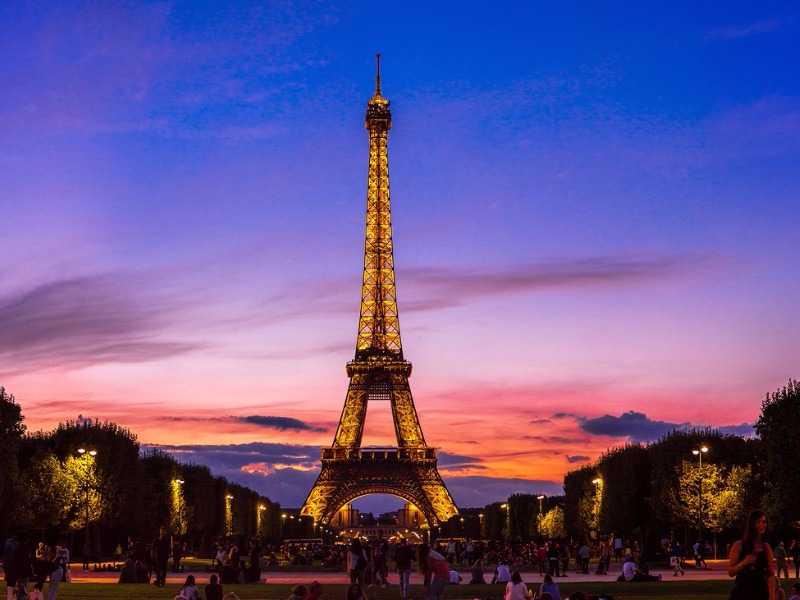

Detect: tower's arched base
[301, 447, 458, 526]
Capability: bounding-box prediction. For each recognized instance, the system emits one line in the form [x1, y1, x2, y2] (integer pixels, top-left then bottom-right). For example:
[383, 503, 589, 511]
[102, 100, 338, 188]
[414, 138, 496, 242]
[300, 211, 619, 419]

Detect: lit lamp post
[478, 513, 484, 540]
[281, 513, 287, 540]
[501, 503, 509, 541]
[692, 446, 709, 547]
[537, 495, 545, 537]
[172, 479, 185, 538]
[77, 448, 98, 545]
[258, 505, 266, 539]
[591, 479, 602, 540]
[225, 494, 234, 536]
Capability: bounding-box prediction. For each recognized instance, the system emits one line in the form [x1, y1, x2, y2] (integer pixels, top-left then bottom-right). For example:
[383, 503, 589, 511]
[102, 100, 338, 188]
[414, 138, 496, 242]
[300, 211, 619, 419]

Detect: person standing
[81, 541, 91, 571]
[395, 538, 415, 600]
[420, 543, 449, 600]
[6, 531, 34, 600]
[727, 509, 776, 600]
[790, 541, 800, 579]
[151, 527, 171, 587]
[53, 543, 69, 584]
[775, 542, 789, 580]
[347, 538, 368, 587]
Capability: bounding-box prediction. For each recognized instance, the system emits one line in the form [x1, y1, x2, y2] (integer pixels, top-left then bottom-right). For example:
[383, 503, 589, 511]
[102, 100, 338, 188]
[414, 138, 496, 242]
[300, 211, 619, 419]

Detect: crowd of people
[10, 509, 800, 600]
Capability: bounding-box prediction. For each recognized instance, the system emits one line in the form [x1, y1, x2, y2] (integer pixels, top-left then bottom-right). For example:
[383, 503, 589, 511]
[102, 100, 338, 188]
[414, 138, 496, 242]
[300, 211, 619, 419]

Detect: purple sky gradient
[2, 1, 798, 511]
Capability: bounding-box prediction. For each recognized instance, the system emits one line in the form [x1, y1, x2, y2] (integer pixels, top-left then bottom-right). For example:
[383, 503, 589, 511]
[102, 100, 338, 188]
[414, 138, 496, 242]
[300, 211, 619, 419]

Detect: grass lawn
[51, 580, 738, 599]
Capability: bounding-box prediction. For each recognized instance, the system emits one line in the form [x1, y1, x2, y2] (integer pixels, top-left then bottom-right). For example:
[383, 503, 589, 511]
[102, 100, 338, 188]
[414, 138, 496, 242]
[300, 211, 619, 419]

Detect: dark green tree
[507, 493, 538, 541]
[0, 387, 25, 535]
[563, 465, 596, 540]
[597, 444, 651, 541]
[755, 379, 800, 528]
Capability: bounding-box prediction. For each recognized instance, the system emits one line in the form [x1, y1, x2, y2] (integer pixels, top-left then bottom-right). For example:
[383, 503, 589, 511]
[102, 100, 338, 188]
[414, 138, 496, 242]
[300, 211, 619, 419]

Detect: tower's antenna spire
[375, 53, 382, 96]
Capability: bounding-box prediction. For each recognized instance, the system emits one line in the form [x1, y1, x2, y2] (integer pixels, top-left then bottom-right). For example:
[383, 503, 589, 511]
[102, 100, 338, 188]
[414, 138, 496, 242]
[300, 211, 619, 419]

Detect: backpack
[356, 552, 367, 570]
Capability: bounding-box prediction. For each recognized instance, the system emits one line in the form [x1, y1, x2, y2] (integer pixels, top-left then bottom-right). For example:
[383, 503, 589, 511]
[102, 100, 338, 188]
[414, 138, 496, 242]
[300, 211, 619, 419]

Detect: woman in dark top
[728, 509, 775, 600]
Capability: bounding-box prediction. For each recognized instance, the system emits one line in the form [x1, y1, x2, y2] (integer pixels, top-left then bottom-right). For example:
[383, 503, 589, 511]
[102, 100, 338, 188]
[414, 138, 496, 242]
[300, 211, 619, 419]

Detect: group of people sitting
[171, 573, 246, 600]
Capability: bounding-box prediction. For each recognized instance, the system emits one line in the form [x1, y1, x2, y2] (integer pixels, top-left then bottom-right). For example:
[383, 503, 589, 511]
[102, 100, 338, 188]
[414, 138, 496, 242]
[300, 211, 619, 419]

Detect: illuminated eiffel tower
[301, 56, 458, 528]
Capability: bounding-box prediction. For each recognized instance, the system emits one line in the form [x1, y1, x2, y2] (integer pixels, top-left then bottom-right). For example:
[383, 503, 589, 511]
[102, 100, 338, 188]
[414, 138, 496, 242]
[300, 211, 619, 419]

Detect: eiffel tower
[301, 56, 458, 528]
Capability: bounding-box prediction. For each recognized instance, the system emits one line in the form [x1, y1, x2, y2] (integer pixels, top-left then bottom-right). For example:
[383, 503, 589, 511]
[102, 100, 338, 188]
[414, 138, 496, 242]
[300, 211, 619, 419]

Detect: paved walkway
[61, 560, 731, 585]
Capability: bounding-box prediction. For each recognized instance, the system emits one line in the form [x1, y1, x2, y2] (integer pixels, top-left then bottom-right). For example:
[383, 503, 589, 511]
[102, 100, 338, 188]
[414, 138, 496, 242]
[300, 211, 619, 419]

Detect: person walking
[395, 538, 415, 600]
[727, 508, 776, 600]
[669, 543, 685, 576]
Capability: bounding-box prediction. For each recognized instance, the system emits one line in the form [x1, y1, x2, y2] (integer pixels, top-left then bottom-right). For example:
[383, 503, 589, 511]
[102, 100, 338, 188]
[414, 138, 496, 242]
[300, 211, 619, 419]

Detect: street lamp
[692, 446, 709, 548]
[77, 448, 98, 546]
[478, 513, 484, 540]
[225, 494, 234, 536]
[591, 479, 602, 539]
[501, 503, 509, 540]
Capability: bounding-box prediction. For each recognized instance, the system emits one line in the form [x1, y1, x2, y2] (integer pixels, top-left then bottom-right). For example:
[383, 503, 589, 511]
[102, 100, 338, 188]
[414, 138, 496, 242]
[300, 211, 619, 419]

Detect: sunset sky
[2, 1, 799, 512]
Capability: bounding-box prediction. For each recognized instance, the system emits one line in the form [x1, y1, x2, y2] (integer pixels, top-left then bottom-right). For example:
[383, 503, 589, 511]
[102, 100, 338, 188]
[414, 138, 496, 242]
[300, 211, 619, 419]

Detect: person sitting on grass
[288, 584, 308, 600]
[469, 559, 485, 584]
[179, 574, 201, 600]
[346, 583, 367, 600]
[505, 571, 531, 600]
[205, 574, 224, 600]
[789, 584, 800, 600]
[539, 573, 561, 600]
[621, 555, 661, 582]
[222, 594, 240, 600]
[305, 580, 323, 600]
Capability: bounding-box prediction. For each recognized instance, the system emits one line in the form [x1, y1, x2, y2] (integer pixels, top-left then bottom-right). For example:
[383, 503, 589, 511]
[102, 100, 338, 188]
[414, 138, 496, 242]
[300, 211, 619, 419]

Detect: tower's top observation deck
[366, 54, 391, 126]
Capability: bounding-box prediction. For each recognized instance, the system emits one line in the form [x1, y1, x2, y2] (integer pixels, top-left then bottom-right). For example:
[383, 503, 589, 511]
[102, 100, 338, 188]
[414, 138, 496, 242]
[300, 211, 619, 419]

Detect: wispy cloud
[0, 275, 202, 374]
[707, 19, 785, 40]
[401, 251, 724, 311]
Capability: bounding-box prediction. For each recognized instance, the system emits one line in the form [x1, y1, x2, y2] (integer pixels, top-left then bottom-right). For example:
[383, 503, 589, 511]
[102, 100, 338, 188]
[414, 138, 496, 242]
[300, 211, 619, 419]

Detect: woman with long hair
[348, 539, 368, 587]
[179, 574, 201, 600]
[728, 509, 776, 600]
[345, 583, 367, 600]
[504, 571, 530, 600]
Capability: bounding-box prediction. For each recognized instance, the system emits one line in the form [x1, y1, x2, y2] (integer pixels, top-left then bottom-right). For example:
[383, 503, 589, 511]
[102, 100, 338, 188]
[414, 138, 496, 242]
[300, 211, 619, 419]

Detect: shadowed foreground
[49, 580, 736, 599]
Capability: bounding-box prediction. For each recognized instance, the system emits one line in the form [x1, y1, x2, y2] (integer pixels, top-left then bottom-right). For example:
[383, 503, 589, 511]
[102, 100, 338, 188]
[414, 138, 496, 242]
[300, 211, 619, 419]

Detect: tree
[597, 444, 650, 541]
[755, 379, 800, 528]
[539, 506, 566, 540]
[0, 387, 25, 534]
[563, 465, 597, 539]
[649, 428, 759, 538]
[15, 449, 74, 535]
[63, 452, 108, 539]
[507, 493, 538, 541]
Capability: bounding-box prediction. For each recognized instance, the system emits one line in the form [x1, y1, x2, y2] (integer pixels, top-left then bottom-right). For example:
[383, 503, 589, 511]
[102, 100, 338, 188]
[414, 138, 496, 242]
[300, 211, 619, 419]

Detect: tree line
[454, 380, 800, 552]
[0, 387, 281, 555]
[3, 379, 798, 555]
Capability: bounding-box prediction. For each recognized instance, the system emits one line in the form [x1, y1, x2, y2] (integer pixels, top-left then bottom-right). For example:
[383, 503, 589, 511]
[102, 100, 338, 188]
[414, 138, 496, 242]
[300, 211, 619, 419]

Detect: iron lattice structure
[301, 56, 458, 527]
